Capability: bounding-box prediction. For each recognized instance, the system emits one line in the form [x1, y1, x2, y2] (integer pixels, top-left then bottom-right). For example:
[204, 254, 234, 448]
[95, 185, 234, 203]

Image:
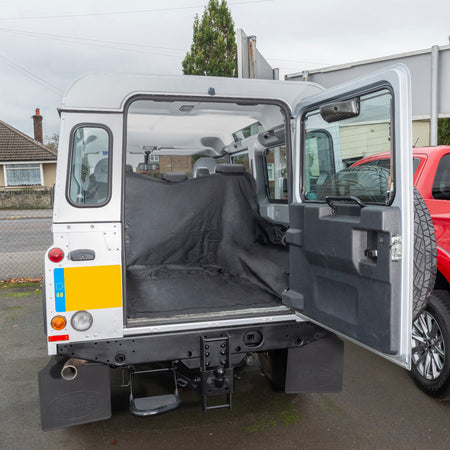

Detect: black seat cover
[124, 170, 288, 316]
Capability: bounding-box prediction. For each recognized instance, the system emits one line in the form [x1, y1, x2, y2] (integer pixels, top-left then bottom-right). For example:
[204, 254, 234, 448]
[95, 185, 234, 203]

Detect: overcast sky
[1, 0, 449, 140]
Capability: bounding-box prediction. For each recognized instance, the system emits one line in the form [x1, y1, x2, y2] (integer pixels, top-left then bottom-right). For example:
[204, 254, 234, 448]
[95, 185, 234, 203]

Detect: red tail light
[48, 248, 64, 263]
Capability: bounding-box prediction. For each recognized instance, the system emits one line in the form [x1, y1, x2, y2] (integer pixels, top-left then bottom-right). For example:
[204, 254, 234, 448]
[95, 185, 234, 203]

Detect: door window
[68, 126, 111, 206]
[432, 153, 450, 200]
[302, 89, 393, 204]
[358, 157, 421, 175]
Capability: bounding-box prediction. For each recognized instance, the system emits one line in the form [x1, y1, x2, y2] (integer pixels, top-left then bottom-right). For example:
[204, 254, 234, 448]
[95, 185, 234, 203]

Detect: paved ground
[1, 284, 449, 450]
[0, 209, 53, 220]
[0, 210, 52, 279]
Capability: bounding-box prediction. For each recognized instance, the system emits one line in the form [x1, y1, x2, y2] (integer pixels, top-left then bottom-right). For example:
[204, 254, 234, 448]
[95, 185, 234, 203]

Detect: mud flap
[38, 356, 111, 431]
[284, 333, 343, 394]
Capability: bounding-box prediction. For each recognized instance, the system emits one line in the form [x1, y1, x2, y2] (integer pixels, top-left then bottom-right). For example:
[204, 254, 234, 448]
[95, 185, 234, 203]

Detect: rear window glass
[302, 89, 393, 205]
[68, 126, 111, 206]
[358, 157, 421, 175]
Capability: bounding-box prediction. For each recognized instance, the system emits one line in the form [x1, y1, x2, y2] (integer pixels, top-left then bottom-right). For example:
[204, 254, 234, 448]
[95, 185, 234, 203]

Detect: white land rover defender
[38, 66, 436, 431]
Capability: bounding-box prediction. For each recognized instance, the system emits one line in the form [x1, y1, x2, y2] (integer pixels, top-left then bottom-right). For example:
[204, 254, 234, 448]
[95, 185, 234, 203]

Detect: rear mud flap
[38, 356, 111, 431]
[285, 333, 344, 393]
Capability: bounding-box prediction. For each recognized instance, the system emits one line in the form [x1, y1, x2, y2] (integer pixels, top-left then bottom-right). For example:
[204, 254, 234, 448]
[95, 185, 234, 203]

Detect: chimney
[32, 108, 43, 143]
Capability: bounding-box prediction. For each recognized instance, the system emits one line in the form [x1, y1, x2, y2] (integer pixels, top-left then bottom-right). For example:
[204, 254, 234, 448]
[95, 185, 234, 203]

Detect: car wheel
[410, 290, 450, 399]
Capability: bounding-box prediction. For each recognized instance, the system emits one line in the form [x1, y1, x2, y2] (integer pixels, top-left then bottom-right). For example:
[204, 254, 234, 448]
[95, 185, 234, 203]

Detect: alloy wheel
[412, 310, 446, 380]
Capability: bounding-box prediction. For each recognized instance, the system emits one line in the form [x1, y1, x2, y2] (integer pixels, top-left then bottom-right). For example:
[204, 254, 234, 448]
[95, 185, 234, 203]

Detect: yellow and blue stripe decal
[54, 268, 66, 312]
[53, 265, 122, 312]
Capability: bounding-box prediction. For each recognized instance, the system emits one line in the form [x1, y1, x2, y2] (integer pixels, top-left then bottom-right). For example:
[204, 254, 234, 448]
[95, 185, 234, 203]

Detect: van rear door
[284, 65, 414, 368]
[45, 114, 124, 352]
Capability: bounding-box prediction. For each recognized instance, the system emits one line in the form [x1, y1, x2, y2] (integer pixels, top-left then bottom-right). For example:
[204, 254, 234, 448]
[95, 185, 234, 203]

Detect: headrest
[215, 164, 246, 174]
[192, 157, 217, 177]
[94, 158, 108, 182]
[162, 172, 188, 182]
[197, 167, 210, 177]
[125, 164, 133, 173]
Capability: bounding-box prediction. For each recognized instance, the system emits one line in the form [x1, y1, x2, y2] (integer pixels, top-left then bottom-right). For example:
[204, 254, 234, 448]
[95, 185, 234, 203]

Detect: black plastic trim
[57, 322, 330, 366]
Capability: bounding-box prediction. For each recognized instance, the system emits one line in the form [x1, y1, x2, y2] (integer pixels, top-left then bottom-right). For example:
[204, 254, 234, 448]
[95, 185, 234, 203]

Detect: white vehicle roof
[60, 73, 323, 112]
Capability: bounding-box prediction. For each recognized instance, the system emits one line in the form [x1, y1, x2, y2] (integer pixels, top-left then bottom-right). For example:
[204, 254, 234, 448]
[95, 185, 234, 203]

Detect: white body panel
[45, 223, 123, 354]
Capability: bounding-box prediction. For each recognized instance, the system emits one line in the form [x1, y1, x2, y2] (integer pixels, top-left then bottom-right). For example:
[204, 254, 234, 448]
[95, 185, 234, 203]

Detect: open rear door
[284, 65, 413, 368]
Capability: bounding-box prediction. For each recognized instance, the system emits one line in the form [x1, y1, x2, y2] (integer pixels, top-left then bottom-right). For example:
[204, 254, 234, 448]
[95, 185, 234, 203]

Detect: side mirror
[319, 98, 360, 123]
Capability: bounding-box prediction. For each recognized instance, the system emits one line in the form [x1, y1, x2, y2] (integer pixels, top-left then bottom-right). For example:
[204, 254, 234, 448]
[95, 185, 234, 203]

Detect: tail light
[48, 247, 64, 263]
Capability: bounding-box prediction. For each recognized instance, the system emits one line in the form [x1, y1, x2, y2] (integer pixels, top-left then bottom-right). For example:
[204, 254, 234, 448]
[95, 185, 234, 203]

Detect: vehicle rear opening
[124, 98, 289, 324]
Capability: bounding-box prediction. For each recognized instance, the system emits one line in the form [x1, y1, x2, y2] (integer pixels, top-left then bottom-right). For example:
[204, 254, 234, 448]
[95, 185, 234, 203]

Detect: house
[0, 109, 57, 188]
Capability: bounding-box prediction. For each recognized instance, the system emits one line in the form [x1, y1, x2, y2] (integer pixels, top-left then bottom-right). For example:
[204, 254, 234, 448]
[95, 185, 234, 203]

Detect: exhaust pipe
[61, 358, 88, 381]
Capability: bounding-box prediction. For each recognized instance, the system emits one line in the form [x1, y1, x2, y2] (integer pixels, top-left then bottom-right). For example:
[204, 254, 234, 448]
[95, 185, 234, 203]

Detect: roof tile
[0, 120, 57, 162]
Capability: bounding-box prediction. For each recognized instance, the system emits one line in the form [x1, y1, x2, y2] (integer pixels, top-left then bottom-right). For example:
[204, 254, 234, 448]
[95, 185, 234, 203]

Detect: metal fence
[0, 208, 53, 281]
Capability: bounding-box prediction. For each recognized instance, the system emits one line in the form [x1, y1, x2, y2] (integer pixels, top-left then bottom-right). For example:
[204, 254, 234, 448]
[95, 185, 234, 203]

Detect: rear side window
[265, 145, 287, 202]
[68, 126, 112, 206]
[231, 152, 249, 171]
[432, 153, 450, 200]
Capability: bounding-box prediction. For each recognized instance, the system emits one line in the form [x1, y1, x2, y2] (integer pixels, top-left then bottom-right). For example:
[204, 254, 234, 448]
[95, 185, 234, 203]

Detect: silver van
[38, 66, 431, 430]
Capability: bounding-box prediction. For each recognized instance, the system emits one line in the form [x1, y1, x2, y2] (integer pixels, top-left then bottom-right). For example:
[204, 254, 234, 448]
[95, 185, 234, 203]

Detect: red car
[354, 146, 450, 399]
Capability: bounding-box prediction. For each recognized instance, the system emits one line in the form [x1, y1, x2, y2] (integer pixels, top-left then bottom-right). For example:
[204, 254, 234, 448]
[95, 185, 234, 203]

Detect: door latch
[390, 235, 402, 261]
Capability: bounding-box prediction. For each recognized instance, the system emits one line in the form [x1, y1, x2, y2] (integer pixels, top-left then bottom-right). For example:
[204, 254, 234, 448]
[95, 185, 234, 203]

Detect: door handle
[326, 195, 366, 211]
[69, 249, 96, 261]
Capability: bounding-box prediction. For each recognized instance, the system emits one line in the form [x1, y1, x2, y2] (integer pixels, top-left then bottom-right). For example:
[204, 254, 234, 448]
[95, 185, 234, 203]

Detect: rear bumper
[56, 321, 327, 365]
[40, 321, 343, 430]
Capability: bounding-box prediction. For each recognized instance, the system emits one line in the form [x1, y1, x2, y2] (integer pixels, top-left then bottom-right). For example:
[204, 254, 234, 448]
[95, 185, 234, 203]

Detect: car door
[284, 65, 414, 368]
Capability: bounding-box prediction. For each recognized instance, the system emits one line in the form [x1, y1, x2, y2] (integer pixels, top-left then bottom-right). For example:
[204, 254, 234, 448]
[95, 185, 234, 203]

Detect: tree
[438, 118, 450, 145]
[182, 0, 237, 77]
[45, 134, 59, 152]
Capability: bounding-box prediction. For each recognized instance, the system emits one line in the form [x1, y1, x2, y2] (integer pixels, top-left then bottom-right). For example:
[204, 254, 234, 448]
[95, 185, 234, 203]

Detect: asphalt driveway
[1, 283, 449, 449]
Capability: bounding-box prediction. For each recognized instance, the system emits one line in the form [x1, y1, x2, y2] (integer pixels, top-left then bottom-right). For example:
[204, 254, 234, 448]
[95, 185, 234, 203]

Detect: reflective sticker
[48, 334, 69, 342]
[54, 268, 66, 312]
[64, 265, 122, 311]
[53, 265, 122, 311]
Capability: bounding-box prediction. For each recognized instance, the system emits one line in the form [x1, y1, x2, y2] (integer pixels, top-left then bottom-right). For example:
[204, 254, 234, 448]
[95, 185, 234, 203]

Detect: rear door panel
[286, 65, 413, 367]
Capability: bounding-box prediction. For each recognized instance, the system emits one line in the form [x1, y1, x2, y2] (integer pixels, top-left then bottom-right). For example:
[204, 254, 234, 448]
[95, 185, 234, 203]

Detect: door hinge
[390, 235, 402, 261]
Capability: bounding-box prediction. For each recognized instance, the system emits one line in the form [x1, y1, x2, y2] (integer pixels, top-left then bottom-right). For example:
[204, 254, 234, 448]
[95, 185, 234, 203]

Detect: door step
[127, 368, 181, 417]
[130, 393, 181, 416]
